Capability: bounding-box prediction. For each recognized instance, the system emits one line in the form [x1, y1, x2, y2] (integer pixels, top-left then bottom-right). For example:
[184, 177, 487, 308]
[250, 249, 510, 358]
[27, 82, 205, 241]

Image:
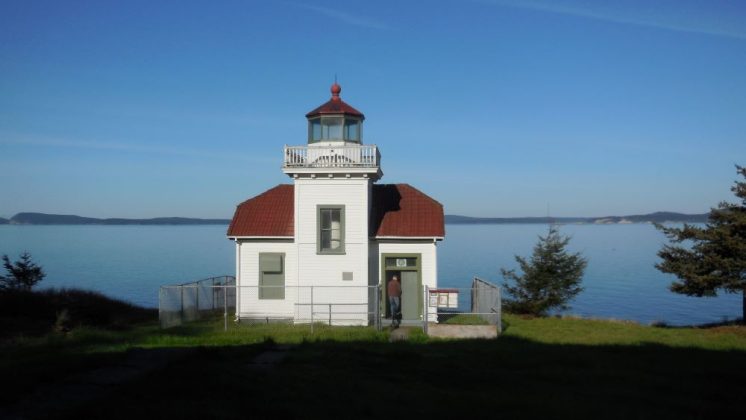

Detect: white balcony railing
[283, 145, 380, 169]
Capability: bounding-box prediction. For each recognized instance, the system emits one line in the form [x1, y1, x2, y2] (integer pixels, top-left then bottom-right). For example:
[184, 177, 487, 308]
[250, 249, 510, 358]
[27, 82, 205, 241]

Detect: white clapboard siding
[294, 179, 370, 245]
[291, 178, 371, 324]
[237, 241, 297, 319]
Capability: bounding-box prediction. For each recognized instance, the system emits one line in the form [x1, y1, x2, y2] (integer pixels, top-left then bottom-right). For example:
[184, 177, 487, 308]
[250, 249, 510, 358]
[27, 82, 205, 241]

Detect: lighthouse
[228, 83, 444, 325]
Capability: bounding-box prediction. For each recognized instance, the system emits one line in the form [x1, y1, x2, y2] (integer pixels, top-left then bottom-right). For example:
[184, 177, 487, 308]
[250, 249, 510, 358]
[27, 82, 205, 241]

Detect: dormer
[305, 83, 365, 146]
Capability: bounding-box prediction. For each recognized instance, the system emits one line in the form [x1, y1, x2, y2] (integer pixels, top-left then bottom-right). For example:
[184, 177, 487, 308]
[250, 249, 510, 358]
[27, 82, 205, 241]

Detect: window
[318, 206, 345, 254]
[310, 119, 322, 142]
[323, 117, 343, 140]
[344, 119, 360, 142]
[259, 253, 284, 299]
[385, 257, 417, 268]
[308, 117, 360, 143]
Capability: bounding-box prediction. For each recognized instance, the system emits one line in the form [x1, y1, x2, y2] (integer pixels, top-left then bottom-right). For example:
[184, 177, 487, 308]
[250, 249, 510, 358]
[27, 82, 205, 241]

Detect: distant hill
[445, 212, 709, 225]
[9, 213, 230, 225]
[3, 211, 708, 226]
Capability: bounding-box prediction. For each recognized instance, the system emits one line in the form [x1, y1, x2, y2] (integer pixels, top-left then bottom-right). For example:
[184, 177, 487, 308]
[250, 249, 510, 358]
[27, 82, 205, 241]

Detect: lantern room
[305, 82, 365, 145]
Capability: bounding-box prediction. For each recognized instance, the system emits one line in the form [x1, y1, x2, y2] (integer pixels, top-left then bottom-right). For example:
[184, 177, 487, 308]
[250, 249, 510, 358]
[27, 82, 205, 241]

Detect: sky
[1, 0, 745, 219]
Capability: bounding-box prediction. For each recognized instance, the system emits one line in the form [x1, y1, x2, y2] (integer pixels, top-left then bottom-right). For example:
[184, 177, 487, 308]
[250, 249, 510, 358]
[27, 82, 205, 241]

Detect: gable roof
[227, 185, 294, 237]
[370, 184, 445, 238]
[227, 183, 444, 239]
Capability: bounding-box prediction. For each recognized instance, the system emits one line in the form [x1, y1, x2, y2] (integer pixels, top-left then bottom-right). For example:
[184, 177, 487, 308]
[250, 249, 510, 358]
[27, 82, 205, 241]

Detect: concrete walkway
[389, 327, 416, 342]
[426, 324, 498, 339]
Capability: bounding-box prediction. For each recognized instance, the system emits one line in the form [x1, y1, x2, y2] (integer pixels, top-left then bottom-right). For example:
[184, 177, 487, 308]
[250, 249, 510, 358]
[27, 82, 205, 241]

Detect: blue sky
[1, 0, 744, 218]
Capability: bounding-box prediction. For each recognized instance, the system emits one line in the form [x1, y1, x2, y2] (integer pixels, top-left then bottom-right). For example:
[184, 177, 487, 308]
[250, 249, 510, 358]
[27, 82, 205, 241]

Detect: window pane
[319, 207, 344, 253]
[345, 120, 359, 141]
[321, 209, 331, 229]
[320, 230, 331, 250]
[259, 253, 285, 300]
[311, 120, 321, 141]
[322, 117, 343, 140]
[259, 254, 283, 272]
[328, 122, 342, 139]
[385, 257, 416, 267]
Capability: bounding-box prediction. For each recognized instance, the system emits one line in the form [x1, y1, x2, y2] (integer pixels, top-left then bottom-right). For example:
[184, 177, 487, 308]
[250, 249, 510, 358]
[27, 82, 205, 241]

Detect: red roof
[305, 83, 365, 119]
[227, 185, 294, 237]
[370, 184, 445, 238]
[227, 184, 444, 239]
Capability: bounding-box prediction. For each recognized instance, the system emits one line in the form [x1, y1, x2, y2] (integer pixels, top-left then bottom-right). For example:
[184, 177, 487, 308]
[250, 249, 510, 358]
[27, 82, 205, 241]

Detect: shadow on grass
[652, 318, 745, 329]
[0, 288, 156, 339]
[61, 335, 746, 419]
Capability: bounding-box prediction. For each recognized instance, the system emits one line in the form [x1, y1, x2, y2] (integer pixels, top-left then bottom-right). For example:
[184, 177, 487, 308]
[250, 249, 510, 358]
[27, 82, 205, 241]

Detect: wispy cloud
[477, 0, 746, 40]
[288, 2, 389, 30]
[0, 134, 276, 164]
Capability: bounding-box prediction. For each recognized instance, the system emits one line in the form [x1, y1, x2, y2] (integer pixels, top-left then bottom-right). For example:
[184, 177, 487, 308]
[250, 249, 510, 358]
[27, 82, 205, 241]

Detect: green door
[400, 271, 420, 321]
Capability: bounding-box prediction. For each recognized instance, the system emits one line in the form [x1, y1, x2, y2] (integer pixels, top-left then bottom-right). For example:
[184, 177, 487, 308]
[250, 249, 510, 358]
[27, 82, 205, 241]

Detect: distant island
[0, 211, 709, 226]
[3, 213, 231, 225]
[445, 211, 709, 225]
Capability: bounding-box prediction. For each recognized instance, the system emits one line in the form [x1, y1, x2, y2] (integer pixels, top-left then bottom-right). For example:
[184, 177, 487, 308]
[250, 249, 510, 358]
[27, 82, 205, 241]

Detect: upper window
[318, 206, 345, 254]
[309, 117, 361, 143]
[344, 119, 360, 141]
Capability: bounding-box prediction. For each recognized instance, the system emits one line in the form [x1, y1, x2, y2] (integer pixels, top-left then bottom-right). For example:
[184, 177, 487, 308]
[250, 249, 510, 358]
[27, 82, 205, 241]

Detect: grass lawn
[3, 311, 745, 419]
[0, 315, 746, 418]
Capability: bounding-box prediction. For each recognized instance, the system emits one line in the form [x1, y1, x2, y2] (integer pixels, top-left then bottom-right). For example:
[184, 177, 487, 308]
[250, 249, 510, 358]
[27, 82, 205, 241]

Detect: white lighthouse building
[227, 83, 444, 325]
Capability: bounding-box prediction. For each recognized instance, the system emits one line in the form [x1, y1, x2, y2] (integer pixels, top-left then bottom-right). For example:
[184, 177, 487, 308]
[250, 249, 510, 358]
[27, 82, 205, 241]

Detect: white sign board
[428, 289, 459, 309]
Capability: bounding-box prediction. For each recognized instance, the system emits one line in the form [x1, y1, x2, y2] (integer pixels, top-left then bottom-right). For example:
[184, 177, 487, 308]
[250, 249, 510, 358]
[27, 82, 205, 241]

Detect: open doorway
[381, 254, 421, 322]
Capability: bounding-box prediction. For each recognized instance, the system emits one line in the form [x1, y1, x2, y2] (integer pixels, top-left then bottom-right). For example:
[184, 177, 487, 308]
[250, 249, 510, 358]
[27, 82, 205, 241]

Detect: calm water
[0, 224, 741, 325]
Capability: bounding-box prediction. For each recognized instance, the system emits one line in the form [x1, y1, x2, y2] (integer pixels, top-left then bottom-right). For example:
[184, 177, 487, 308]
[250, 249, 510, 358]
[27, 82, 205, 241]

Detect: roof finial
[330, 76, 341, 100]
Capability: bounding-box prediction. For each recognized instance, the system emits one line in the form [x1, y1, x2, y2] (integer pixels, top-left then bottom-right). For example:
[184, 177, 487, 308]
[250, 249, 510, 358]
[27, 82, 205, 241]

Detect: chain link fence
[159, 277, 501, 335]
[159, 276, 235, 328]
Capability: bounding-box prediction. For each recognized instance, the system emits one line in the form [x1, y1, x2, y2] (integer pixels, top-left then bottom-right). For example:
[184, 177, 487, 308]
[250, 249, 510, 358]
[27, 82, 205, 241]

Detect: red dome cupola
[306, 83, 365, 144]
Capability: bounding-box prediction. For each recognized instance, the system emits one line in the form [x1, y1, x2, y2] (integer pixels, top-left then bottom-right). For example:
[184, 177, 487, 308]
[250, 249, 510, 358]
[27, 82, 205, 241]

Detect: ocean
[0, 223, 741, 325]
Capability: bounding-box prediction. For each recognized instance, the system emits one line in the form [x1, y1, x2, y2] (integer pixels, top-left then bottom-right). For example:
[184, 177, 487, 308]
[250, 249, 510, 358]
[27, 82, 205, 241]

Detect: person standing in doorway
[388, 275, 402, 328]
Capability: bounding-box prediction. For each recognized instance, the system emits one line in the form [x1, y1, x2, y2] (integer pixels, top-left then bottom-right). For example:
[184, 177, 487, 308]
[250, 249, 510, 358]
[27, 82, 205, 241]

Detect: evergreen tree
[656, 165, 746, 323]
[501, 226, 587, 316]
[0, 252, 46, 291]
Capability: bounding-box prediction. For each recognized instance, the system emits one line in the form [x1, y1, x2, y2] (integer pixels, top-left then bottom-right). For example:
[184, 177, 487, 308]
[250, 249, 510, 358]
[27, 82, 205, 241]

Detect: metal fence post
[180, 285, 184, 324]
[158, 287, 163, 328]
[310, 286, 314, 334]
[224, 286, 228, 332]
[497, 286, 502, 334]
[328, 303, 332, 326]
[196, 282, 200, 312]
[423, 285, 429, 335]
[374, 285, 380, 331]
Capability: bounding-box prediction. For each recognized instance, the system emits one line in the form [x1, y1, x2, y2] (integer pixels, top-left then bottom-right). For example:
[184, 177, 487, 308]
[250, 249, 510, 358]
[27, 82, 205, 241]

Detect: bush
[501, 226, 587, 316]
[0, 252, 45, 291]
[0, 288, 156, 338]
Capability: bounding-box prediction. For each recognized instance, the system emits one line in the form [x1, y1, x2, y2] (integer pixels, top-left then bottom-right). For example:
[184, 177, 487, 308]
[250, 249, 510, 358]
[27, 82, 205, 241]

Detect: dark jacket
[387, 280, 401, 298]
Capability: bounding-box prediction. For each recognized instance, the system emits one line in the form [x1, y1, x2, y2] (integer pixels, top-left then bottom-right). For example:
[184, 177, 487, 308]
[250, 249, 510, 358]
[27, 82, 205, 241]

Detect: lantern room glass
[308, 117, 361, 143]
